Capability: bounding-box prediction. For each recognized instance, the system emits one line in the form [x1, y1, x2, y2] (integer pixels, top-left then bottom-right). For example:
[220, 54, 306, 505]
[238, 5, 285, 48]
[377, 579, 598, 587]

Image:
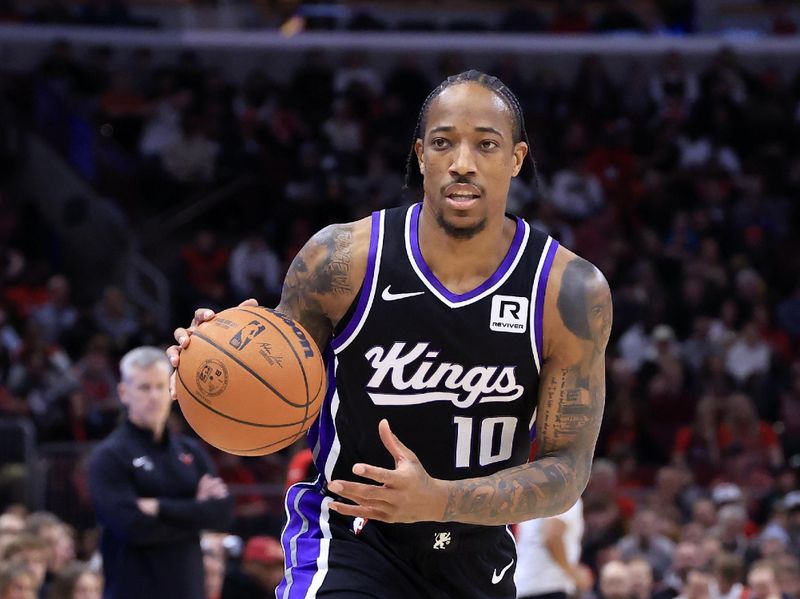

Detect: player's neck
[417, 208, 516, 293]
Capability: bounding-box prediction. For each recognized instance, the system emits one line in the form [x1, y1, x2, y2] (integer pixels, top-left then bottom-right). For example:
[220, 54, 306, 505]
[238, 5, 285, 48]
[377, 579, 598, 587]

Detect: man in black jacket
[88, 346, 233, 599]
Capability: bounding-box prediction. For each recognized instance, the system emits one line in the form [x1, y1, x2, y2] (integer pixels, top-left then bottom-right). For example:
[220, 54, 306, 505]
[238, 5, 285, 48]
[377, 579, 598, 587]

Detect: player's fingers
[166, 345, 181, 367]
[238, 298, 258, 307]
[352, 463, 393, 485]
[173, 327, 191, 348]
[169, 371, 178, 401]
[190, 307, 216, 329]
[378, 419, 417, 463]
[328, 480, 385, 503]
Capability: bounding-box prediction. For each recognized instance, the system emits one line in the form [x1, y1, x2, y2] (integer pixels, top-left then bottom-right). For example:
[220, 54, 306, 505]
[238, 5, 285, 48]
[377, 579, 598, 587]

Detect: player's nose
[449, 143, 477, 176]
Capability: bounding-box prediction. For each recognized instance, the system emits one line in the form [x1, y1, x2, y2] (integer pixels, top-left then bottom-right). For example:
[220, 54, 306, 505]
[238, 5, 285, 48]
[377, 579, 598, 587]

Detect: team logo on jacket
[132, 456, 154, 471]
[229, 320, 265, 351]
[490, 295, 528, 333]
[364, 343, 523, 408]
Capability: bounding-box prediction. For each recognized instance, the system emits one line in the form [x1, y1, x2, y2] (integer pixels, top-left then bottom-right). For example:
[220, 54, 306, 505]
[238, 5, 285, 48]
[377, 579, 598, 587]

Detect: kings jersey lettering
[364, 342, 524, 408]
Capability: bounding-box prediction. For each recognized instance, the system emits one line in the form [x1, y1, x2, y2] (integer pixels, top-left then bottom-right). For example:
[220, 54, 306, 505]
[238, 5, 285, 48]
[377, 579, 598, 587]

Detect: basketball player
[168, 71, 611, 598]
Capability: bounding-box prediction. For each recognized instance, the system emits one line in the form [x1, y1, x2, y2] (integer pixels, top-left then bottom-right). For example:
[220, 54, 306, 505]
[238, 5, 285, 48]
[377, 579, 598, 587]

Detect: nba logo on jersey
[489, 295, 529, 333]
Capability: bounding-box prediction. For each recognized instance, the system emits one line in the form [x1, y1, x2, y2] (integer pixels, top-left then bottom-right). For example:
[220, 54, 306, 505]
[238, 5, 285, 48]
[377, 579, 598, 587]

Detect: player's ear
[415, 138, 425, 175]
[511, 141, 528, 177]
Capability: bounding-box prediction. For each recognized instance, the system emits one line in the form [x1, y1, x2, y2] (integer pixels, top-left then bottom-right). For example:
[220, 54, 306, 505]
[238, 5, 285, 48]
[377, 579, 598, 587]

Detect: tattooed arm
[274, 219, 371, 351]
[440, 248, 611, 524]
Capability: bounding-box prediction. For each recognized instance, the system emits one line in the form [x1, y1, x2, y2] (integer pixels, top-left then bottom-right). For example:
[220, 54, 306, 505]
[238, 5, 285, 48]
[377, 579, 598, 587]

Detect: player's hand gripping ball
[175, 306, 325, 456]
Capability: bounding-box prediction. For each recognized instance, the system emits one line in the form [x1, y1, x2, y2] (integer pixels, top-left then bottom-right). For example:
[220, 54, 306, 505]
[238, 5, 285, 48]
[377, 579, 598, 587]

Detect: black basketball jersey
[305, 202, 558, 543]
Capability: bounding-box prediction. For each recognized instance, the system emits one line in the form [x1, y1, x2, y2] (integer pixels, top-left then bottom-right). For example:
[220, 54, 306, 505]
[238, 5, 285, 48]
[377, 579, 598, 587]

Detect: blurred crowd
[0, 506, 285, 599]
[0, 0, 797, 36]
[1, 25, 800, 599]
[0, 0, 154, 28]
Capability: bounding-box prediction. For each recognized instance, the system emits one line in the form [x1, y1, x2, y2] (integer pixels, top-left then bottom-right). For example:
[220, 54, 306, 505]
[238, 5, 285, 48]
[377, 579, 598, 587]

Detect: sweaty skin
[168, 80, 610, 525]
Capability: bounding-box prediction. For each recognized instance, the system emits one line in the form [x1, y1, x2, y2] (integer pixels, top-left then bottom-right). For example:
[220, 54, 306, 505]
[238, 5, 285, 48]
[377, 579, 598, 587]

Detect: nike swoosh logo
[491, 558, 514, 584]
[381, 285, 425, 302]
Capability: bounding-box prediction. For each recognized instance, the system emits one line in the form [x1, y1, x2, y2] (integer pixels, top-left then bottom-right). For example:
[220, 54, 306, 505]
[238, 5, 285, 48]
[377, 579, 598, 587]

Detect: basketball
[175, 306, 326, 456]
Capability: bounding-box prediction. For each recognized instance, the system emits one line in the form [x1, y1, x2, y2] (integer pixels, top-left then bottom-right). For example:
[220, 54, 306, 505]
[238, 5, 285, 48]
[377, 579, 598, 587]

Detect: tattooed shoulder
[276, 219, 370, 350]
[555, 255, 612, 350]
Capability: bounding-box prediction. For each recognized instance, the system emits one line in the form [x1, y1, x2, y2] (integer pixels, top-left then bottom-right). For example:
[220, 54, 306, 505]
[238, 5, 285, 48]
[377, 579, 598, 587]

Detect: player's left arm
[328, 247, 611, 525]
[441, 249, 611, 524]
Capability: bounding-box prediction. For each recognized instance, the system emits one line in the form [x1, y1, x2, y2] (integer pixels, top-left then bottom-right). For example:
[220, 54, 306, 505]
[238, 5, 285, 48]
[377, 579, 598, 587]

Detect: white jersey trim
[529, 236, 556, 374]
[322, 357, 342, 482]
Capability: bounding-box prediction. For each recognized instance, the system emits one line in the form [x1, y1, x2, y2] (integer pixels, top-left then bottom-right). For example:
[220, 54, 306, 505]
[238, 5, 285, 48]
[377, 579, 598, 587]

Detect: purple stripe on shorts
[409, 203, 525, 302]
[331, 210, 381, 349]
[534, 240, 559, 364]
[278, 483, 326, 599]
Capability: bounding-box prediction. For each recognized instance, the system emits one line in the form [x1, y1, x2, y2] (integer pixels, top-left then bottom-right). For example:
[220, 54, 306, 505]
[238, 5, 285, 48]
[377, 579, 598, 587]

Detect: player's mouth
[444, 184, 481, 210]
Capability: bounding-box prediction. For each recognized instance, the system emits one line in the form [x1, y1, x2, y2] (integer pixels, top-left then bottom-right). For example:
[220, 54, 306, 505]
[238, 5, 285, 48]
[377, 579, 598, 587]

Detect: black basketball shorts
[277, 481, 518, 599]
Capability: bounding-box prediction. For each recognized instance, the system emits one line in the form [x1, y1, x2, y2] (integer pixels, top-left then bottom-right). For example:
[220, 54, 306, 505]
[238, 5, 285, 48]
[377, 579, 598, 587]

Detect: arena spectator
[672, 397, 723, 483]
[661, 542, 704, 599]
[597, 560, 633, 599]
[725, 323, 772, 386]
[677, 569, 713, 599]
[628, 558, 656, 599]
[748, 562, 782, 599]
[713, 505, 750, 558]
[617, 509, 676, 580]
[221, 535, 283, 599]
[30, 276, 78, 346]
[718, 394, 783, 472]
[2, 534, 48, 597]
[92, 288, 139, 353]
[0, 561, 37, 599]
[177, 231, 230, 311]
[228, 233, 282, 304]
[46, 562, 101, 599]
[24, 513, 74, 584]
[160, 112, 219, 184]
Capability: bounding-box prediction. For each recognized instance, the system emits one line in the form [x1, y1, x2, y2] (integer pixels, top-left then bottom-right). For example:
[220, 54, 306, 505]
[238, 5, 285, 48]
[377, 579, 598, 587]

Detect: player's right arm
[167, 217, 371, 397]
[274, 219, 370, 351]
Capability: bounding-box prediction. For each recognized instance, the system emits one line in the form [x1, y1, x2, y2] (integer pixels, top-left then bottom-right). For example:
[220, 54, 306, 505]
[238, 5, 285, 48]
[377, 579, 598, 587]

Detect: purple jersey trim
[331, 210, 381, 350]
[408, 203, 525, 303]
[534, 239, 559, 363]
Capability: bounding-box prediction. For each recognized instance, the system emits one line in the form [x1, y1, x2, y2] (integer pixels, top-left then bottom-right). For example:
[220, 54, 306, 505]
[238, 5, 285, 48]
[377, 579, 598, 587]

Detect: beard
[435, 210, 487, 240]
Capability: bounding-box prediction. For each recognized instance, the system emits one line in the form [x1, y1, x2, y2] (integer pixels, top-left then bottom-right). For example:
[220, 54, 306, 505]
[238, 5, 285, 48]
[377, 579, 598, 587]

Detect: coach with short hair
[88, 346, 234, 599]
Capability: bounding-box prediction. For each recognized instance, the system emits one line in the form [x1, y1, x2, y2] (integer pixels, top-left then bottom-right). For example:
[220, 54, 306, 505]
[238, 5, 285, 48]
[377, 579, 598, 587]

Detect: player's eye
[431, 137, 450, 149]
[480, 140, 498, 151]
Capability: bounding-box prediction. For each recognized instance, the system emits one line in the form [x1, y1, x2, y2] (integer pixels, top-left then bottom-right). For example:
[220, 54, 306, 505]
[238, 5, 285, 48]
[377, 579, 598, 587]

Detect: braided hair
[403, 69, 539, 191]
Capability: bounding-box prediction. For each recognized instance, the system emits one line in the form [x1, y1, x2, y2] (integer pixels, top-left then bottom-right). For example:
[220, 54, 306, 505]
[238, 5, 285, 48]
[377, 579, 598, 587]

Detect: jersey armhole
[330, 210, 384, 353]
[529, 236, 559, 374]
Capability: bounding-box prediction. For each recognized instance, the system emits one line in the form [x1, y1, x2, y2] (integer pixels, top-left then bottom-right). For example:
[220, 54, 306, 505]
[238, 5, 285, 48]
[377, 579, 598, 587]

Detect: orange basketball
[175, 306, 326, 456]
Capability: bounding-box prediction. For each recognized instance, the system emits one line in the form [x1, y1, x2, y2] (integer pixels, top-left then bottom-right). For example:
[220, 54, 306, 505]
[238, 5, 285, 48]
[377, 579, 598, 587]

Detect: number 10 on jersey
[453, 416, 518, 468]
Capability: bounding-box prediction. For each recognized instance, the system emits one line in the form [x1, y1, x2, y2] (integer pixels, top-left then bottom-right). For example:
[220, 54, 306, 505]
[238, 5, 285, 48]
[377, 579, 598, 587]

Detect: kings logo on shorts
[363, 342, 523, 408]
